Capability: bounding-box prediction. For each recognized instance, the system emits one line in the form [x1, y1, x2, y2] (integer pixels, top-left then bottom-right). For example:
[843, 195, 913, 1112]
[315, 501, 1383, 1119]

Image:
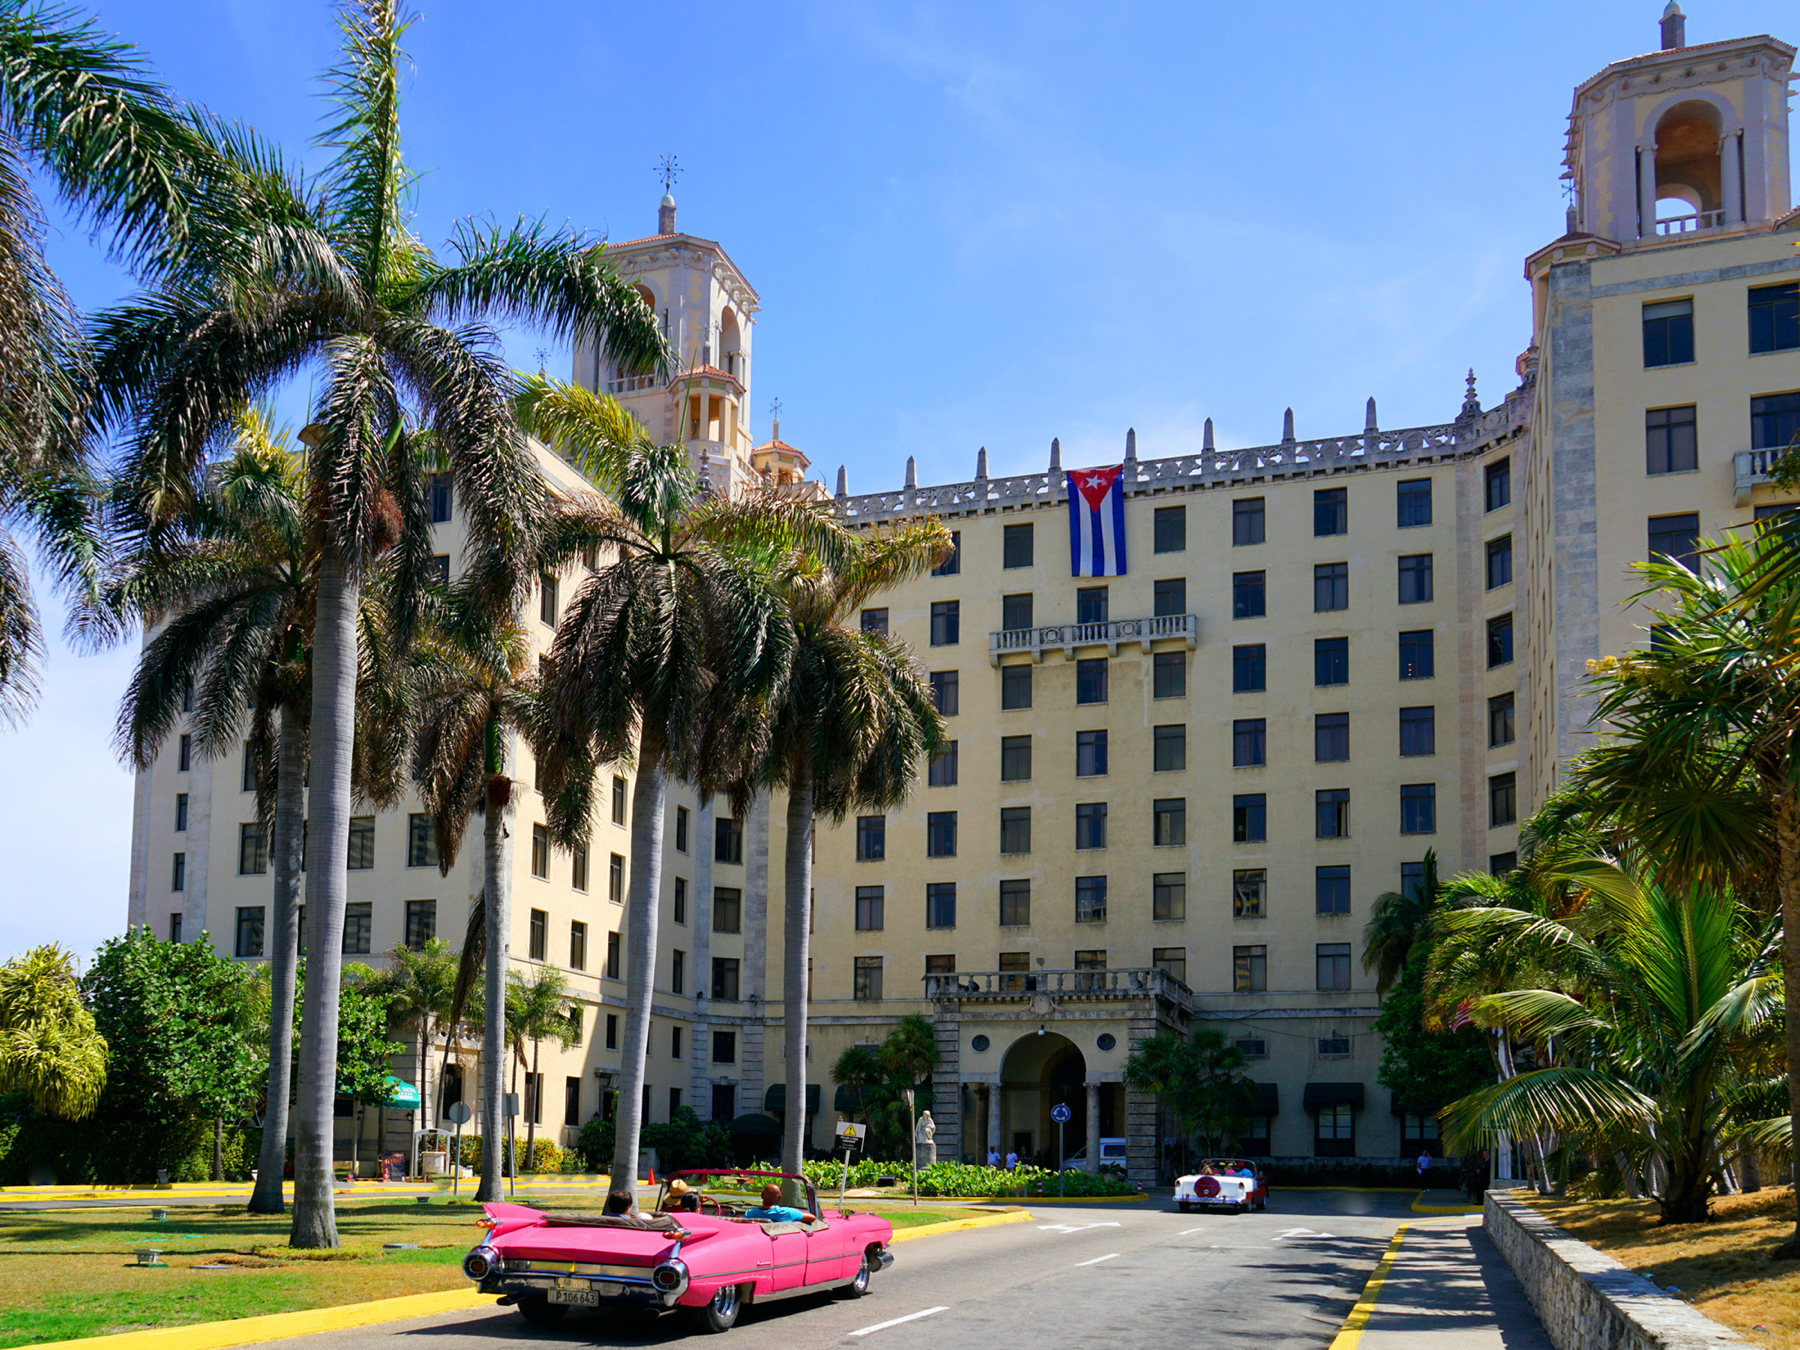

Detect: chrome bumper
[480, 1270, 680, 1309]
[875, 1247, 894, 1272]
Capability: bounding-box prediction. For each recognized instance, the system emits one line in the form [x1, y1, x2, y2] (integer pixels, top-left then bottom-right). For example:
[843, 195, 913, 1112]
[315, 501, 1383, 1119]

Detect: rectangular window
[1233, 644, 1266, 692]
[1648, 512, 1702, 569]
[1153, 724, 1186, 772]
[609, 852, 625, 904]
[235, 906, 265, 958]
[1399, 629, 1434, 680]
[1316, 788, 1350, 839]
[930, 670, 960, 716]
[241, 741, 256, 793]
[1315, 711, 1349, 762]
[1076, 586, 1109, 624]
[1075, 801, 1108, 850]
[926, 810, 958, 857]
[926, 881, 957, 929]
[528, 908, 547, 961]
[570, 840, 589, 893]
[1645, 404, 1698, 475]
[1316, 942, 1352, 990]
[1316, 865, 1351, 915]
[1235, 1036, 1267, 1060]
[861, 608, 888, 636]
[1398, 553, 1433, 604]
[1487, 613, 1514, 668]
[611, 776, 627, 825]
[1232, 869, 1265, 918]
[1154, 577, 1186, 617]
[854, 885, 884, 931]
[429, 554, 450, 588]
[405, 813, 435, 869]
[1001, 593, 1033, 632]
[999, 879, 1031, 926]
[1001, 662, 1033, 709]
[712, 1030, 737, 1064]
[1490, 772, 1517, 827]
[1077, 729, 1108, 777]
[343, 901, 371, 954]
[928, 741, 959, 787]
[570, 920, 587, 971]
[1233, 944, 1267, 993]
[529, 823, 549, 879]
[1153, 871, 1186, 920]
[1488, 691, 1516, 747]
[1003, 522, 1034, 568]
[605, 931, 621, 979]
[1486, 535, 1513, 589]
[1075, 657, 1109, 705]
[715, 816, 743, 864]
[1748, 282, 1799, 354]
[606, 1013, 619, 1049]
[709, 1081, 735, 1121]
[1643, 297, 1694, 367]
[1154, 504, 1186, 553]
[178, 733, 192, 771]
[1485, 457, 1511, 511]
[675, 805, 689, 853]
[1153, 651, 1186, 698]
[1152, 947, 1187, 984]
[404, 899, 436, 950]
[1075, 875, 1107, 923]
[171, 851, 186, 891]
[1073, 950, 1107, 991]
[1314, 562, 1348, 612]
[1233, 570, 1266, 619]
[1401, 861, 1427, 901]
[713, 887, 742, 934]
[346, 815, 374, 870]
[670, 948, 684, 994]
[999, 734, 1032, 783]
[565, 1076, 581, 1125]
[1000, 806, 1031, 855]
[856, 815, 886, 861]
[1396, 478, 1432, 528]
[1315, 636, 1349, 686]
[673, 877, 687, 924]
[1752, 392, 1800, 452]
[1232, 497, 1265, 546]
[428, 471, 453, 523]
[671, 1027, 683, 1060]
[539, 573, 558, 626]
[853, 956, 883, 1001]
[238, 821, 268, 875]
[1400, 705, 1436, 757]
[1314, 486, 1347, 536]
[1491, 851, 1518, 874]
[1401, 783, 1437, 835]
[180, 675, 194, 713]
[930, 601, 960, 646]
[1233, 718, 1266, 767]
[1233, 793, 1266, 842]
[932, 530, 961, 576]
[712, 957, 739, 1001]
[1152, 797, 1186, 846]
[175, 793, 188, 832]
[1318, 1036, 1351, 1058]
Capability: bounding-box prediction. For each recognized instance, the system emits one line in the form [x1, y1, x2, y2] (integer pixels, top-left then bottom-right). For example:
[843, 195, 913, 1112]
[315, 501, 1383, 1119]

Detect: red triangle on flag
[1070, 464, 1123, 513]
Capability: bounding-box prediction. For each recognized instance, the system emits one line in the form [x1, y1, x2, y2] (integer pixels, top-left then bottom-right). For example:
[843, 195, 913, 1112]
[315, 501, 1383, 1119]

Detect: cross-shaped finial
[657, 153, 681, 195]
[769, 397, 782, 423]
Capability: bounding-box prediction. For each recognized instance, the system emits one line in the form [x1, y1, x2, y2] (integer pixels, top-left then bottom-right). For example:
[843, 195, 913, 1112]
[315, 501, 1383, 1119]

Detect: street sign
[444, 1102, 471, 1125]
[503, 1094, 520, 1118]
[1050, 1103, 1072, 1198]
[836, 1121, 867, 1146]
[1050, 1104, 1072, 1123]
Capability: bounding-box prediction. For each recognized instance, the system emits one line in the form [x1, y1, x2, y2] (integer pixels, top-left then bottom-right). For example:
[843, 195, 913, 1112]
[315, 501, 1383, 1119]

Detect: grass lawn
[0, 1197, 971, 1346]
[1526, 1186, 1800, 1350]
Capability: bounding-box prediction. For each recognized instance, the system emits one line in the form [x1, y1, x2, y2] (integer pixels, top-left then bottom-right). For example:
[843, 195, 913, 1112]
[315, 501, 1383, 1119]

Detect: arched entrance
[997, 1032, 1087, 1167]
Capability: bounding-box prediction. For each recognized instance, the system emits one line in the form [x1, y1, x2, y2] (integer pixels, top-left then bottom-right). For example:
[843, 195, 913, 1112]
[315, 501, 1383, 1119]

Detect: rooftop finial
[656, 153, 680, 234]
[1049, 437, 1061, 472]
[835, 465, 848, 499]
[1281, 408, 1295, 446]
[1462, 369, 1482, 419]
[1365, 397, 1378, 434]
[1203, 418, 1214, 452]
[769, 396, 781, 443]
[904, 456, 917, 489]
[1125, 428, 1138, 462]
[1660, 0, 1685, 50]
[976, 446, 988, 479]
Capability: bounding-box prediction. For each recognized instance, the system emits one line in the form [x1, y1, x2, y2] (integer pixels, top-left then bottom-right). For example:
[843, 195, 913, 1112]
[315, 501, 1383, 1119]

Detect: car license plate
[549, 1286, 601, 1307]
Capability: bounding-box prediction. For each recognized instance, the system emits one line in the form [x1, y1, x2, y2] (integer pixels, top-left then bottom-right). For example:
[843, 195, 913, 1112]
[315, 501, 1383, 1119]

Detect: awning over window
[374, 1075, 420, 1109]
[1239, 1082, 1279, 1117]
[764, 1083, 822, 1114]
[1302, 1081, 1365, 1111]
[728, 1112, 780, 1136]
[832, 1085, 932, 1113]
[1390, 1093, 1441, 1116]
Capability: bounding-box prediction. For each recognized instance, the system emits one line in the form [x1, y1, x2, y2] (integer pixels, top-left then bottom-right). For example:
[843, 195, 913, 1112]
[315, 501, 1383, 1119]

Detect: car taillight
[463, 1247, 493, 1280]
[651, 1260, 689, 1297]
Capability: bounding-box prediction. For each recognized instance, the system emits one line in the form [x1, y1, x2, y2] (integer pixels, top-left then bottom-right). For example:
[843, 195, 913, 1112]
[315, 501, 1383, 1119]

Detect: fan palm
[1361, 849, 1439, 997]
[506, 965, 576, 1171]
[85, 4, 666, 1247]
[360, 938, 458, 1133]
[0, 943, 107, 1118]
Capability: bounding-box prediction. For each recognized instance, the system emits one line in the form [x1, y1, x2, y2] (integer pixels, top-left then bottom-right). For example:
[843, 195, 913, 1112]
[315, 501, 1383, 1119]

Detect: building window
[999, 734, 1032, 783]
[999, 879, 1031, 926]
[673, 877, 687, 924]
[239, 822, 268, 875]
[404, 899, 436, 950]
[1486, 535, 1513, 589]
[1073, 949, 1107, 989]
[1235, 1036, 1267, 1060]
[1316, 942, 1351, 991]
[1154, 504, 1186, 553]
[1233, 718, 1266, 767]
[928, 741, 959, 787]
[1748, 281, 1799, 354]
[1233, 945, 1266, 993]
[178, 733, 192, 772]
[540, 573, 558, 626]
[564, 1074, 581, 1123]
[1002, 593, 1033, 631]
[1153, 651, 1186, 698]
[235, 906, 265, 958]
[428, 471, 453, 523]
[1485, 457, 1511, 512]
[861, 608, 888, 636]
[606, 1013, 619, 1049]
[1075, 802, 1108, 850]
[1314, 486, 1347, 536]
[712, 957, 740, 1001]
[1314, 562, 1348, 612]
[1396, 478, 1432, 528]
[346, 815, 374, 870]
[528, 907, 547, 961]
[930, 670, 959, 716]
[926, 881, 957, 929]
[670, 948, 684, 994]
[605, 931, 621, 979]
[1153, 871, 1186, 920]
[1316, 865, 1351, 915]
[930, 601, 960, 646]
[675, 805, 689, 853]
[609, 852, 625, 904]
[1490, 851, 1518, 875]
[712, 1030, 737, 1064]
[171, 851, 186, 891]
[1153, 797, 1186, 847]
[165, 911, 180, 945]
[854, 885, 884, 931]
[1488, 691, 1515, 747]
[241, 741, 256, 792]
[1233, 793, 1266, 842]
[1401, 861, 1428, 901]
[568, 839, 588, 892]
[343, 901, 371, 954]
[856, 815, 886, 861]
[1076, 586, 1109, 624]
[1000, 806, 1031, 855]
[610, 775, 627, 825]
[1401, 783, 1437, 835]
[671, 1027, 683, 1060]
[175, 793, 188, 832]
[854, 956, 883, 1001]
[528, 822, 548, 879]
[1233, 644, 1266, 693]
[926, 810, 958, 857]
[715, 816, 743, 864]
[1233, 869, 1265, 918]
[1398, 554, 1433, 604]
[1232, 497, 1265, 546]
[1315, 1103, 1355, 1156]
[570, 920, 587, 971]
[1398, 629, 1434, 680]
[1490, 772, 1517, 827]
[1001, 663, 1032, 709]
[1152, 947, 1187, 983]
[1316, 788, 1349, 839]
[1315, 636, 1349, 686]
[1315, 711, 1349, 762]
[1077, 729, 1108, 777]
[932, 530, 961, 576]
[1075, 658, 1108, 705]
[1075, 875, 1107, 923]
[1645, 405, 1697, 475]
[180, 675, 194, 713]
[1643, 297, 1694, 367]
[429, 554, 450, 587]
[713, 887, 743, 934]
[1153, 724, 1185, 772]
[1003, 522, 1034, 568]
[1487, 613, 1514, 668]
[407, 813, 436, 868]
[1400, 706, 1436, 757]
[1648, 512, 1702, 571]
[1752, 392, 1800, 453]
[1233, 570, 1266, 619]
[1154, 577, 1186, 617]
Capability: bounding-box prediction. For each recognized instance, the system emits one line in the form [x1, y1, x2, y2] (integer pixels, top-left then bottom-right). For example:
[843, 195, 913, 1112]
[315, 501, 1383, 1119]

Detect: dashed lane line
[850, 1307, 951, 1337]
[1073, 1252, 1121, 1267]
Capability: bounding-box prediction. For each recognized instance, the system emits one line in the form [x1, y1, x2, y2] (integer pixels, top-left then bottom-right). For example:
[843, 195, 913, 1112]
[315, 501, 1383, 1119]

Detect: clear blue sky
[5, 0, 1794, 959]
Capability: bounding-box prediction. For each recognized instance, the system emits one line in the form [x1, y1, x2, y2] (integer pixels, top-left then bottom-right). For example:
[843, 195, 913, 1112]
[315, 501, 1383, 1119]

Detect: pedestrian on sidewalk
[987, 1147, 1000, 1168]
[1005, 1149, 1018, 1171]
[1416, 1150, 1432, 1183]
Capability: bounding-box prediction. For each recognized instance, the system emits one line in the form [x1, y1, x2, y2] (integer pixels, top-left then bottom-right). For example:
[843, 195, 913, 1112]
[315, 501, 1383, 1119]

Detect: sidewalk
[1337, 1215, 1553, 1349]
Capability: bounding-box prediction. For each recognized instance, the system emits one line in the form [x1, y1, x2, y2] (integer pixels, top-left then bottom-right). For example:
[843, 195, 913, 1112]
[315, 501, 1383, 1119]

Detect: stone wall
[1484, 1191, 1751, 1350]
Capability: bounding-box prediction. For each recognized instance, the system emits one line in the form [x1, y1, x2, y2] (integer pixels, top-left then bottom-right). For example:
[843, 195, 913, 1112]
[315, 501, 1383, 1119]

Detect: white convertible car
[1174, 1159, 1268, 1213]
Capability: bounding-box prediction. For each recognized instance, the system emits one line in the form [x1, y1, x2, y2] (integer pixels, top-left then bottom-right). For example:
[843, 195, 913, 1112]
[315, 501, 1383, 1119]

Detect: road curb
[24, 1289, 499, 1350]
[1326, 1223, 1409, 1350]
[886, 1208, 1034, 1242]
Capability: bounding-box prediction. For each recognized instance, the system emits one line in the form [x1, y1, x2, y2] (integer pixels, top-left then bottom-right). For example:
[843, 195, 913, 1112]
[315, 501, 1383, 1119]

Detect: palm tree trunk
[611, 747, 668, 1189]
[475, 796, 509, 1203]
[526, 1038, 540, 1170]
[249, 708, 305, 1214]
[1774, 792, 1800, 1253]
[780, 767, 814, 1176]
[290, 549, 359, 1249]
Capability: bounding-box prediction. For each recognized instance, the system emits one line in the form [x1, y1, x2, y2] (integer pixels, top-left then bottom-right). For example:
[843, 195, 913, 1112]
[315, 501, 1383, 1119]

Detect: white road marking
[1035, 1221, 1123, 1233]
[1179, 1227, 1207, 1235]
[1074, 1252, 1121, 1266]
[850, 1307, 950, 1337]
[1272, 1227, 1336, 1240]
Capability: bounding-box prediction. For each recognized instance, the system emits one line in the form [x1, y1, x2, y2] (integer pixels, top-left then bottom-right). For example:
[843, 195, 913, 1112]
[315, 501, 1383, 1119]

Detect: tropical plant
[642, 1106, 731, 1174]
[1362, 850, 1440, 997]
[358, 938, 458, 1134]
[1123, 1030, 1251, 1175]
[828, 1017, 940, 1158]
[0, 944, 106, 1118]
[505, 965, 576, 1171]
[84, 2, 666, 1246]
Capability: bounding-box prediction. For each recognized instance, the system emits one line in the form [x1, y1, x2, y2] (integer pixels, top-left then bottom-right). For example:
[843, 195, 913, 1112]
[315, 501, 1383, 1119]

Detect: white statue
[916, 1111, 935, 1145]
[915, 1110, 937, 1166]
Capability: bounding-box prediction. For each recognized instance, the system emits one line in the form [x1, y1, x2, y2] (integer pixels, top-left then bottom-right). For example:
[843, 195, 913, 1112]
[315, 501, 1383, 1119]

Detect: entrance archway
[998, 1032, 1087, 1167]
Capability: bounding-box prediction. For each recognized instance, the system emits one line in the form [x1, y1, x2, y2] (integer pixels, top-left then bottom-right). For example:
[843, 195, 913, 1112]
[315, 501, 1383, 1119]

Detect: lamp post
[904, 1088, 919, 1209]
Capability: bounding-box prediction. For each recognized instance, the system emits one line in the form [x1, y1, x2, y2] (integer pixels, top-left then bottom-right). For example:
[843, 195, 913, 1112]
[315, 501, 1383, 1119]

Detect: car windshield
[653, 1169, 818, 1218]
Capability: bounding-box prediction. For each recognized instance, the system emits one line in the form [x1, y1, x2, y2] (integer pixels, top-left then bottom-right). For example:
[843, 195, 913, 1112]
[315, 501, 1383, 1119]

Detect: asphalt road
[254, 1191, 1416, 1350]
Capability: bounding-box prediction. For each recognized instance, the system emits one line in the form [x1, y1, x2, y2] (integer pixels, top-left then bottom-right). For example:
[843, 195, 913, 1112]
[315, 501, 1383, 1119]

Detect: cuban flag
[1066, 464, 1128, 577]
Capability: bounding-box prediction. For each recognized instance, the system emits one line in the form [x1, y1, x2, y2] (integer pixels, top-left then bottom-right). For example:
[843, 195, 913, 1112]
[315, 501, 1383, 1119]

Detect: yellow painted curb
[26, 1289, 499, 1350]
[886, 1208, 1033, 1242]
[1410, 1197, 1484, 1215]
[1327, 1224, 1409, 1350]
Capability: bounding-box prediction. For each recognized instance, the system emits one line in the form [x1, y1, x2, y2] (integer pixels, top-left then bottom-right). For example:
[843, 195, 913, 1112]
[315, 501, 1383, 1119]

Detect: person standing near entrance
[1005, 1148, 1018, 1171]
[987, 1147, 1000, 1168]
[1416, 1151, 1432, 1182]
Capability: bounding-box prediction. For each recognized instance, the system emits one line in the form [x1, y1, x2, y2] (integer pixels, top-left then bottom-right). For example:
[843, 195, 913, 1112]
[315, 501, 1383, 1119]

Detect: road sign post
[444, 1102, 471, 1199]
[1051, 1103, 1073, 1198]
[834, 1121, 866, 1214]
[503, 1093, 521, 1200]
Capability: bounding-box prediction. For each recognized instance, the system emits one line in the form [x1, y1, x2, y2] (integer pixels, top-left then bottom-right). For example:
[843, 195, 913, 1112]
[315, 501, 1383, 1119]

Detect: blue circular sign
[1050, 1103, 1073, 1123]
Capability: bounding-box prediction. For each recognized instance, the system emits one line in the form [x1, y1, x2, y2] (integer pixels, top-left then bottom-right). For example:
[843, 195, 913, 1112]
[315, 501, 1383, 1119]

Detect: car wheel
[838, 1254, 873, 1298]
[687, 1283, 744, 1334]
[1177, 1201, 1191, 1214]
[515, 1296, 568, 1326]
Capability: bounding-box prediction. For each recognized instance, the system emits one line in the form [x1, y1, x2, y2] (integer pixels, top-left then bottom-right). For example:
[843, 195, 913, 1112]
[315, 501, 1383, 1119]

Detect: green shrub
[1022, 1169, 1137, 1197]
[574, 1118, 615, 1172]
[643, 1107, 731, 1173]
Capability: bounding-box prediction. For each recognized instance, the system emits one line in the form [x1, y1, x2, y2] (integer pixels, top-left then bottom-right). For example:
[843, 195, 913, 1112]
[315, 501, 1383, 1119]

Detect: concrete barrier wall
[1483, 1192, 1750, 1350]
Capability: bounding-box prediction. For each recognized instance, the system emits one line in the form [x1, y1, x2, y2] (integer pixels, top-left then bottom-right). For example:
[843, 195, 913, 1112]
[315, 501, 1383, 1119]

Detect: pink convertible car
[461, 1169, 895, 1333]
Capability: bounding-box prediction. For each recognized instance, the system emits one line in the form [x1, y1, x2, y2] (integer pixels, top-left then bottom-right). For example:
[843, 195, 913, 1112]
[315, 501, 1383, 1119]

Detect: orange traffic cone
[648, 1168, 655, 1185]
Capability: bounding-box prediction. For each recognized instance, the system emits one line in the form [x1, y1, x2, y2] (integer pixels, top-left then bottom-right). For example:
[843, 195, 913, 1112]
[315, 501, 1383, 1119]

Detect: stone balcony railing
[988, 612, 1197, 664]
[1656, 209, 1725, 235]
[924, 966, 1193, 1009]
[1735, 446, 1791, 505]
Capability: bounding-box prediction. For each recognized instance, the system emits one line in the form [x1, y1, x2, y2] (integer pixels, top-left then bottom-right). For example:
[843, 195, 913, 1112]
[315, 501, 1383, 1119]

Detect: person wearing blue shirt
[745, 1183, 816, 1223]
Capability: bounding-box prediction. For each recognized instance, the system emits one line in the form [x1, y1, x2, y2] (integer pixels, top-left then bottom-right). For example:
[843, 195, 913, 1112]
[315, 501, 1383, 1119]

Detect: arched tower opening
[720, 306, 743, 381]
[997, 1031, 1088, 1164]
[1653, 100, 1724, 229]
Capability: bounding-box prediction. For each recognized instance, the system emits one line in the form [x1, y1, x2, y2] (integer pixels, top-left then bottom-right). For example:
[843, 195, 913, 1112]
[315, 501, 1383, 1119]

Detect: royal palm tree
[506, 965, 576, 1171]
[85, 4, 666, 1246]
[0, 944, 107, 1118]
[362, 938, 458, 1134]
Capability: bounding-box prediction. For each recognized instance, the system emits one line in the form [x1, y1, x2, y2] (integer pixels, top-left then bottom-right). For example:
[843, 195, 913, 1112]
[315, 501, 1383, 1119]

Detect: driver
[744, 1183, 816, 1224]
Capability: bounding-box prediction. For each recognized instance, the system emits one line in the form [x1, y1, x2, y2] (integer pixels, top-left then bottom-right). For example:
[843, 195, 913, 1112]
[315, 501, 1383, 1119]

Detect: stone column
[1637, 146, 1658, 238]
[739, 795, 771, 1113]
[1721, 130, 1742, 224]
[1084, 1083, 1101, 1175]
[692, 796, 716, 1116]
[986, 1083, 1002, 1157]
[932, 1008, 960, 1161]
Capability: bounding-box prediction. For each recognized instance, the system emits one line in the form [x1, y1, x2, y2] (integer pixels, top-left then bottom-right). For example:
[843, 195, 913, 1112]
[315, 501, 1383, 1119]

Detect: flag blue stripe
[1110, 477, 1128, 576]
[1090, 503, 1104, 576]
[1066, 480, 1083, 577]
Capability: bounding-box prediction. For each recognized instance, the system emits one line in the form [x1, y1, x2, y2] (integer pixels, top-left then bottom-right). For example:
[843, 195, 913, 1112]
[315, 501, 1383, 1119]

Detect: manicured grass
[1527, 1186, 1800, 1350]
[0, 1196, 975, 1345]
